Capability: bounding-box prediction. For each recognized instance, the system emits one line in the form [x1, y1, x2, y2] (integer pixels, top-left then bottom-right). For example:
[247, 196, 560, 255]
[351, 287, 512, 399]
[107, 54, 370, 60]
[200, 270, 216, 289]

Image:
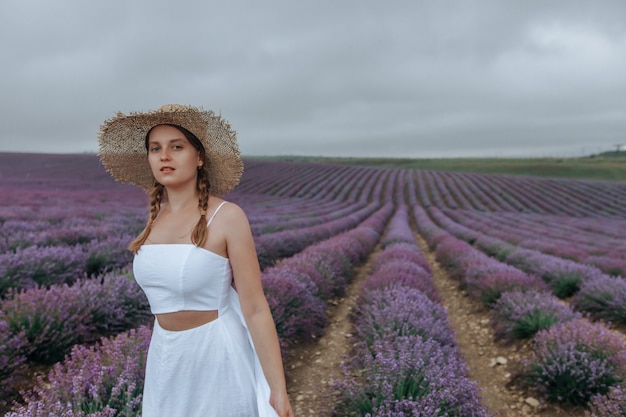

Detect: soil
[285, 235, 590, 417]
[285, 254, 375, 416]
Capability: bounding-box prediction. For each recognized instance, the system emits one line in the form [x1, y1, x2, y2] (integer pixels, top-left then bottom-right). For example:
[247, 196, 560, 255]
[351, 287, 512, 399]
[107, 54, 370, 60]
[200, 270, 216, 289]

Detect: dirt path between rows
[285, 253, 377, 416]
[284, 234, 587, 416]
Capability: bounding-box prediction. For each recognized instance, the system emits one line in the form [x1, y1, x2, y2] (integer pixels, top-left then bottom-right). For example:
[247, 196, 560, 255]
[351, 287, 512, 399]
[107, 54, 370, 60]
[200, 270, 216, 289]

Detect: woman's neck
[163, 186, 200, 213]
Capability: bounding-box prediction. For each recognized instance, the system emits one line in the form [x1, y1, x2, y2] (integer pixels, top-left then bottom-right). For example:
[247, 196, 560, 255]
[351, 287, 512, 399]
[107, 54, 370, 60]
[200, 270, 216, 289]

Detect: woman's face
[147, 125, 203, 189]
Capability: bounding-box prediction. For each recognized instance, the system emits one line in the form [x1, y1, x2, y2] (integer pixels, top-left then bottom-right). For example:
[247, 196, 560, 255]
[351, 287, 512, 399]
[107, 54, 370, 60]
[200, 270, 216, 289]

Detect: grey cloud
[1, 0, 625, 157]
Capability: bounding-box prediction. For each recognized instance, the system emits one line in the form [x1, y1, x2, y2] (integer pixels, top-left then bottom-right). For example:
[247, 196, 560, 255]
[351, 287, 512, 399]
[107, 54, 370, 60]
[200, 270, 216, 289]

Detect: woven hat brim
[98, 106, 243, 196]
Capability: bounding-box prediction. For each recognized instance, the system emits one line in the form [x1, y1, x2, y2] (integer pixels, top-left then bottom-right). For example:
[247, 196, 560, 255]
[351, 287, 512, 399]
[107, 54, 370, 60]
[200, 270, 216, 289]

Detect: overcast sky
[1, 0, 625, 158]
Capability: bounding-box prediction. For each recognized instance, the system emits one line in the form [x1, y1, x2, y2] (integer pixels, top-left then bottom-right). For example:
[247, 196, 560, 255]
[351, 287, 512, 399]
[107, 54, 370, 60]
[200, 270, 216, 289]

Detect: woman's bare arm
[225, 203, 293, 417]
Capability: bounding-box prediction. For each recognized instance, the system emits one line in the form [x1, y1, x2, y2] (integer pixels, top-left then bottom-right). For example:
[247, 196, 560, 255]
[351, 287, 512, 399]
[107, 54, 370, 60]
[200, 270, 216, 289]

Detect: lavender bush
[0, 245, 88, 296]
[464, 266, 548, 307]
[475, 235, 515, 262]
[505, 249, 602, 298]
[0, 284, 93, 364]
[523, 319, 626, 405]
[433, 235, 473, 278]
[360, 260, 440, 303]
[491, 290, 580, 342]
[370, 242, 431, 274]
[274, 252, 345, 301]
[85, 236, 134, 276]
[86, 274, 151, 335]
[262, 268, 327, 351]
[304, 246, 354, 294]
[0, 275, 150, 366]
[334, 336, 488, 417]
[590, 385, 626, 417]
[353, 286, 456, 350]
[0, 320, 27, 400]
[6, 326, 151, 417]
[572, 274, 626, 324]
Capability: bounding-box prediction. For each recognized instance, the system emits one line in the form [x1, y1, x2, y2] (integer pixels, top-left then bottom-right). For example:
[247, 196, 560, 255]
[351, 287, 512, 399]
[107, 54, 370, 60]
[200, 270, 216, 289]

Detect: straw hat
[98, 104, 243, 196]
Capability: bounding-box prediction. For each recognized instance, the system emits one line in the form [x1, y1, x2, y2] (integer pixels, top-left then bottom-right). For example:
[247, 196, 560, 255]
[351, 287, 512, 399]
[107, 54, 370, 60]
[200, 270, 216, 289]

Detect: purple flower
[0, 245, 88, 295]
[262, 269, 326, 352]
[0, 284, 93, 364]
[371, 242, 431, 273]
[334, 336, 488, 417]
[381, 205, 415, 248]
[590, 385, 626, 417]
[6, 326, 151, 416]
[254, 204, 378, 268]
[0, 275, 150, 365]
[362, 260, 440, 302]
[353, 287, 456, 349]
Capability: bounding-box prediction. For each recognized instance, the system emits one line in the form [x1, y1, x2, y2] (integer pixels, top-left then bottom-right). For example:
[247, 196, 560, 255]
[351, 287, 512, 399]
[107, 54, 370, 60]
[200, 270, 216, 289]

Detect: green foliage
[550, 275, 582, 299]
[250, 154, 626, 182]
[512, 311, 560, 340]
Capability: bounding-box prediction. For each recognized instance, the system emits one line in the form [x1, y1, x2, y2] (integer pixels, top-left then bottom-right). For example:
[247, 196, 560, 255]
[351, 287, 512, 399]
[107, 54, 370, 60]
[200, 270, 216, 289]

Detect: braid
[191, 168, 211, 247]
[129, 182, 165, 253]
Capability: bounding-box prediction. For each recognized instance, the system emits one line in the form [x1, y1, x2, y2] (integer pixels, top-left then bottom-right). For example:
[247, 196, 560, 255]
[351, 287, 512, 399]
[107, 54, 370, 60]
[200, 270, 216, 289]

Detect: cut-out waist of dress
[153, 304, 235, 335]
[155, 309, 223, 332]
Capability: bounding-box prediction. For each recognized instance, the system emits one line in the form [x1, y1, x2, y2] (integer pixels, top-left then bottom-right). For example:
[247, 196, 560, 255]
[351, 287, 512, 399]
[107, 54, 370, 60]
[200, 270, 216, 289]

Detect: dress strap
[206, 201, 228, 227]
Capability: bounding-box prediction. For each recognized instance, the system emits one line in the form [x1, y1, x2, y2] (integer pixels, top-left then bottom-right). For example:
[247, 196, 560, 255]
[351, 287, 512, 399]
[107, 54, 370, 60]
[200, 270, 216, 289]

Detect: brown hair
[128, 124, 211, 254]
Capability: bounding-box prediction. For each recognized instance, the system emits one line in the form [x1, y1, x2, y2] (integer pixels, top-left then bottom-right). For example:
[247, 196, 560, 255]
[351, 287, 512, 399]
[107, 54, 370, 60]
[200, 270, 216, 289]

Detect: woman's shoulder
[209, 197, 247, 222]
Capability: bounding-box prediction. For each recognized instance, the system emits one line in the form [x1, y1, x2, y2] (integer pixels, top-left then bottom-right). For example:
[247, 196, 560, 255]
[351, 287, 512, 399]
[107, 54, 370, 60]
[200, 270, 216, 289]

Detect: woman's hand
[270, 390, 294, 417]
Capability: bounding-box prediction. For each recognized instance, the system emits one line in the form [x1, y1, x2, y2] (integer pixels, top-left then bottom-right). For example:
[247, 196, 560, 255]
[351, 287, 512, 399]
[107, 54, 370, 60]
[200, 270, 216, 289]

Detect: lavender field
[1, 152, 626, 416]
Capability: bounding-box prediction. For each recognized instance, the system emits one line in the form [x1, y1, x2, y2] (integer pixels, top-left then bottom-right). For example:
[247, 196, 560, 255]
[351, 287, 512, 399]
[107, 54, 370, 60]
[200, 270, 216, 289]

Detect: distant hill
[250, 154, 626, 182]
[1, 151, 624, 183]
[590, 150, 626, 159]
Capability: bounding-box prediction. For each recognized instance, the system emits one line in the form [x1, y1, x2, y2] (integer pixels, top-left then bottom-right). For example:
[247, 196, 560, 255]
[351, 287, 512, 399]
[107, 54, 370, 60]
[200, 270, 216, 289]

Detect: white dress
[132, 204, 278, 417]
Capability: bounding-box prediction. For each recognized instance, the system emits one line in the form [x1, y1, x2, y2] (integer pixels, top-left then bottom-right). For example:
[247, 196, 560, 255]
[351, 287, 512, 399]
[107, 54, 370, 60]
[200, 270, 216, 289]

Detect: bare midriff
[156, 310, 219, 331]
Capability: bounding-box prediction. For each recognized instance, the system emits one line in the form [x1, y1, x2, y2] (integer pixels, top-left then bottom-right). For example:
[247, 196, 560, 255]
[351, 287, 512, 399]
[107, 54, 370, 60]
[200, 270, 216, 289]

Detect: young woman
[98, 104, 293, 417]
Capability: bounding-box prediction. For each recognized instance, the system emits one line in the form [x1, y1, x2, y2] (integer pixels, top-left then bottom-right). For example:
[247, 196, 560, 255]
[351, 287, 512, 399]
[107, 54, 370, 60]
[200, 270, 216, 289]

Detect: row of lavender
[416, 169, 626, 218]
[427, 206, 626, 324]
[333, 206, 488, 416]
[4, 203, 394, 416]
[441, 208, 626, 277]
[413, 205, 626, 412]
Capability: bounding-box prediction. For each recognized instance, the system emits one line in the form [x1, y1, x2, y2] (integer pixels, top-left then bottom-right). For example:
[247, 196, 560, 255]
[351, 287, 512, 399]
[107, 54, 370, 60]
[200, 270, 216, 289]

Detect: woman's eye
[173, 145, 183, 150]
[150, 147, 160, 152]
